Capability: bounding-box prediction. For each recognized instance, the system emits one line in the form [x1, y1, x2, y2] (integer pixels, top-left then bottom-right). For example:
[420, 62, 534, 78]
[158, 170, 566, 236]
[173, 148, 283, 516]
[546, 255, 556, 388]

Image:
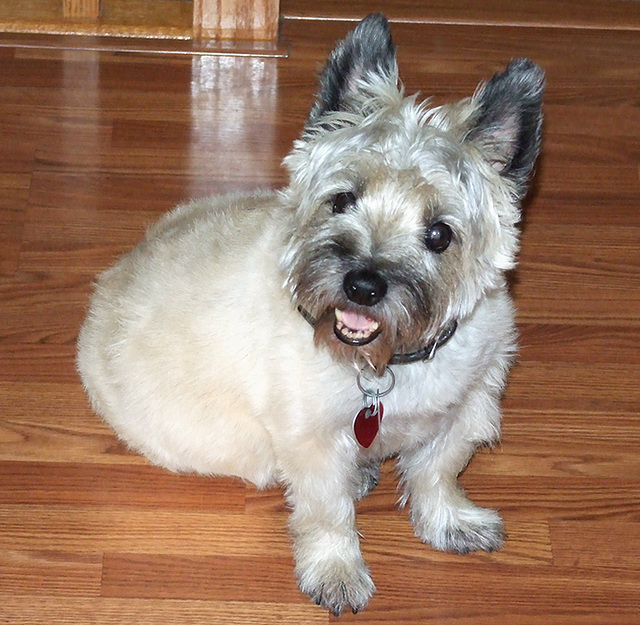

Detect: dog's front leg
[280, 436, 375, 616]
[398, 384, 505, 554]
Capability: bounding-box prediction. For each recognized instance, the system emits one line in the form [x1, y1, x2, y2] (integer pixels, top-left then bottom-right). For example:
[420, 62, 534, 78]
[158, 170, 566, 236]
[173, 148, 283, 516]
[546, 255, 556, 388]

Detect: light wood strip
[282, 0, 640, 31]
[0, 550, 102, 596]
[0, 0, 193, 39]
[63, 0, 101, 20]
[0, 382, 143, 464]
[0, 505, 292, 556]
[0, 461, 247, 510]
[504, 361, 640, 412]
[101, 553, 302, 602]
[0, 596, 328, 625]
[366, 559, 640, 616]
[194, 0, 280, 41]
[550, 520, 640, 570]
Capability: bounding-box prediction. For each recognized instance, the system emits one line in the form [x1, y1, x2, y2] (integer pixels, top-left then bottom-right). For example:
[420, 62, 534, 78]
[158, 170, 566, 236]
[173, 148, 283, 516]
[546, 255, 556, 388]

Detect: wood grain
[194, 0, 280, 40]
[0, 3, 638, 623]
[0, 0, 193, 39]
[0, 0, 281, 41]
[63, 0, 101, 20]
[282, 0, 640, 30]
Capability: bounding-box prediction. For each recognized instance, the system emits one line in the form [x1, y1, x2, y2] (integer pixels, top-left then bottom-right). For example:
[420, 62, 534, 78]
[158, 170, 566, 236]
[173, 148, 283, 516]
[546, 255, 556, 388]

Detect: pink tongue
[339, 310, 376, 331]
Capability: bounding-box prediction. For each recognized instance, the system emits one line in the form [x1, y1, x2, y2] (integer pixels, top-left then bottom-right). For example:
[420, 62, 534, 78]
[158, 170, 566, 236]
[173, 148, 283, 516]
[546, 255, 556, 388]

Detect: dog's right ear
[306, 13, 398, 129]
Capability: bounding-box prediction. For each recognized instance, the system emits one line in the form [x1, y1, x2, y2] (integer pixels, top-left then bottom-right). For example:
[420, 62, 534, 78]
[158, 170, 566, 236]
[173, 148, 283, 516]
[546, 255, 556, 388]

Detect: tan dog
[78, 14, 544, 616]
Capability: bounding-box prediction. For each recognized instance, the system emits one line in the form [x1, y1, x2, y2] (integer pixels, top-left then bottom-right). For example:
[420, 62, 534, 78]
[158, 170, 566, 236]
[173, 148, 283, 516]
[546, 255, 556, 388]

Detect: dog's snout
[343, 269, 387, 307]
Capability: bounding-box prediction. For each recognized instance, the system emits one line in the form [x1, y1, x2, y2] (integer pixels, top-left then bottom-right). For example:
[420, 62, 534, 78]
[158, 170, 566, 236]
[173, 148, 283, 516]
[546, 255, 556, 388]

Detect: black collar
[297, 306, 457, 365]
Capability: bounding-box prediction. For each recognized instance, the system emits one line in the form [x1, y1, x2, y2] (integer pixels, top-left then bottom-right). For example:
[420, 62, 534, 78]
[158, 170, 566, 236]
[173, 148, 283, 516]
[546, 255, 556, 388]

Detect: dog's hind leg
[355, 460, 381, 500]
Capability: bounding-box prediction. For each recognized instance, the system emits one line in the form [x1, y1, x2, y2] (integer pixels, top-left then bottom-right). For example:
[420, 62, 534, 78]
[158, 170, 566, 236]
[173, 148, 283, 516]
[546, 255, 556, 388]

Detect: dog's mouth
[333, 309, 381, 346]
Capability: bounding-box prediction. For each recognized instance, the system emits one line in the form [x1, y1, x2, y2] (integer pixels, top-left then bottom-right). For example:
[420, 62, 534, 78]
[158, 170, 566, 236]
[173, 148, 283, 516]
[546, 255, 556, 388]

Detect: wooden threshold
[281, 0, 640, 31]
[0, 31, 289, 56]
[0, 0, 283, 43]
[0, 0, 193, 39]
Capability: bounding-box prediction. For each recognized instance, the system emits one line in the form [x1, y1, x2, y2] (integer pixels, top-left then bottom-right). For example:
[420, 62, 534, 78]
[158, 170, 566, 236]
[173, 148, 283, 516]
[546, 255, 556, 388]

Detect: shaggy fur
[77, 13, 544, 616]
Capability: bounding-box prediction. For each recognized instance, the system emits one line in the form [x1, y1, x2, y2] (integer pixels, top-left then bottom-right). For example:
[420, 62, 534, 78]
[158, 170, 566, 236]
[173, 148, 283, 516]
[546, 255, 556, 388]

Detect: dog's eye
[331, 192, 357, 214]
[425, 222, 452, 253]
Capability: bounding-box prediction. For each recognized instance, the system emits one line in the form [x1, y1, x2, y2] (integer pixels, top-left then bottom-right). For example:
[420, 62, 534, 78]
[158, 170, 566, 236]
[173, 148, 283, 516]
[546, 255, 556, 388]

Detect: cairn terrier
[77, 13, 544, 616]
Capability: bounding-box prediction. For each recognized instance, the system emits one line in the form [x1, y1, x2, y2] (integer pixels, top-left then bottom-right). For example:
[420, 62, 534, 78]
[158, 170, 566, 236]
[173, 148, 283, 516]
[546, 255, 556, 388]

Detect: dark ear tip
[347, 13, 395, 55]
[354, 13, 392, 35]
[349, 13, 395, 58]
[503, 58, 546, 95]
[507, 57, 544, 76]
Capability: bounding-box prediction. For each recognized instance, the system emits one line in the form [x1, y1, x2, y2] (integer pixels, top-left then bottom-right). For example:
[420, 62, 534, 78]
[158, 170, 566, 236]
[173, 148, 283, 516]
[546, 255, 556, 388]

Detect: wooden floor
[1, 2, 639, 623]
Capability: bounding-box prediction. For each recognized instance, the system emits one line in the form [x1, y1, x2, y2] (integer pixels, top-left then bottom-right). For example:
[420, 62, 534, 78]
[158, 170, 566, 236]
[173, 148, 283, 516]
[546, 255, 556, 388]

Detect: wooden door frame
[193, 0, 280, 41]
[62, 0, 281, 41]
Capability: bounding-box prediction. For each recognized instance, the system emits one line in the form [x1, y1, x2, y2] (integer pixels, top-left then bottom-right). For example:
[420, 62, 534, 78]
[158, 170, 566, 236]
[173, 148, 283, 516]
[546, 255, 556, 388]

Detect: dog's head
[280, 14, 544, 372]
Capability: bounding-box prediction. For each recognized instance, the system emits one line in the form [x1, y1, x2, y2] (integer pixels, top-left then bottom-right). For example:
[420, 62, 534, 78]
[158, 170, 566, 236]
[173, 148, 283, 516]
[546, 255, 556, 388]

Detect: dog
[77, 13, 544, 616]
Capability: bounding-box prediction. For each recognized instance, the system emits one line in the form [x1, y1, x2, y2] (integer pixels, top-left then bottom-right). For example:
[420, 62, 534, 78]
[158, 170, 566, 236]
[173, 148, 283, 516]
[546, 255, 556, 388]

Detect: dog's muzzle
[333, 269, 387, 346]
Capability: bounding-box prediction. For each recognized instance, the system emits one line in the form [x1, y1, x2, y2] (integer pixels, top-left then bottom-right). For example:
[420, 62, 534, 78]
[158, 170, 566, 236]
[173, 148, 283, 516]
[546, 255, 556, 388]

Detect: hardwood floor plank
[494, 410, 640, 480]
[550, 520, 640, 570]
[518, 325, 640, 364]
[514, 225, 640, 324]
[464, 478, 640, 522]
[0, 382, 142, 464]
[505, 361, 640, 411]
[0, 550, 102, 596]
[0, 344, 79, 382]
[355, 565, 640, 624]
[0, 461, 247, 510]
[19, 207, 157, 273]
[0, 505, 291, 556]
[365, 558, 640, 613]
[0, 596, 328, 625]
[101, 553, 303, 603]
[280, 20, 640, 75]
[0, 206, 26, 276]
[0, 273, 92, 344]
[282, 0, 640, 31]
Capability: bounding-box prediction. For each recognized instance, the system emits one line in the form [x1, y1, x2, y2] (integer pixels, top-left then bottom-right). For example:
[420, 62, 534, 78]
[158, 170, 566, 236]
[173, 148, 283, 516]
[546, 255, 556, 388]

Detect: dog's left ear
[465, 59, 545, 198]
[306, 13, 398, 128]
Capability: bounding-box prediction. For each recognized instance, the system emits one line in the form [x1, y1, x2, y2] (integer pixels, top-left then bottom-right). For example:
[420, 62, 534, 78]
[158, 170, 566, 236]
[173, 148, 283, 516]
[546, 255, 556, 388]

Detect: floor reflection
[189, 55, 280, 196]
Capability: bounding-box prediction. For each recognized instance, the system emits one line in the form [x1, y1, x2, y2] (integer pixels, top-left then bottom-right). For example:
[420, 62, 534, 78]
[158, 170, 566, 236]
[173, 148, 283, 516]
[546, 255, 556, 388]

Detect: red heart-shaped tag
[353, 402, 384, 448]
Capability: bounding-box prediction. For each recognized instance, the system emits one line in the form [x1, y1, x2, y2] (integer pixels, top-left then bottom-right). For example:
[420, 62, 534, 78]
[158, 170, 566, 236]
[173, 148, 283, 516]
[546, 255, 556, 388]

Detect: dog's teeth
[335, 319, 378, 340]
[334, 309, 379, 338]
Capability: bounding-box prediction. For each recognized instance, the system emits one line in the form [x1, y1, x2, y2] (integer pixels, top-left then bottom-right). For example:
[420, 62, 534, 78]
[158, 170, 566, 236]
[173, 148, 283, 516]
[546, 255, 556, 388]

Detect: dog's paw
[413, 504, 505, 554]
[297, 558, 376, 616]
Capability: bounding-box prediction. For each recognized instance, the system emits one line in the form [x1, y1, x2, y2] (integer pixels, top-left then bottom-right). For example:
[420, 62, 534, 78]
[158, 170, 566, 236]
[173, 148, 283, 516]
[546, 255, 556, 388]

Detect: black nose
[343, 269, 388, 307]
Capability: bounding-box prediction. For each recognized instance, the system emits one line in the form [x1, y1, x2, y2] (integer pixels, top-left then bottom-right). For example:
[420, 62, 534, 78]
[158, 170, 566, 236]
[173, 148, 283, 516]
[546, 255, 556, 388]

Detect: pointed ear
[306, 13, 398, 127]
[465, 59, 545, 197]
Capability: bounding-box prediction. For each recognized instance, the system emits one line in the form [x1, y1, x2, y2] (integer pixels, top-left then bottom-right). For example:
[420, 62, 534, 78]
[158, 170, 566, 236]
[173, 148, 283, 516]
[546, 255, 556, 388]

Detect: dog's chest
[347, 360, 468, 455]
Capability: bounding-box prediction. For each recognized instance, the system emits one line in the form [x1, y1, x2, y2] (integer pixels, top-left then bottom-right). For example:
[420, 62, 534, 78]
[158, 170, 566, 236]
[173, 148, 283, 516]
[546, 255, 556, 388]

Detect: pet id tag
[353, 395, 384, 449]
[353, 367, 395, 449]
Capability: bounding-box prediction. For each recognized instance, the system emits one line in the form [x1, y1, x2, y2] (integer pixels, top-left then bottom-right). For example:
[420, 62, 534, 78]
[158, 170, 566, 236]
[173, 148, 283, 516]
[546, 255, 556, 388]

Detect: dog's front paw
[413, 503, 505, 554]
[297, 557, 376, 616]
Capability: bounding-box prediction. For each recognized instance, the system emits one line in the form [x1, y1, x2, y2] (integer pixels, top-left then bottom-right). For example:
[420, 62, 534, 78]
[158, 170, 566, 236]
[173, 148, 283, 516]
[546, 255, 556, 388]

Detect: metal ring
[356, 366, 395, 399]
